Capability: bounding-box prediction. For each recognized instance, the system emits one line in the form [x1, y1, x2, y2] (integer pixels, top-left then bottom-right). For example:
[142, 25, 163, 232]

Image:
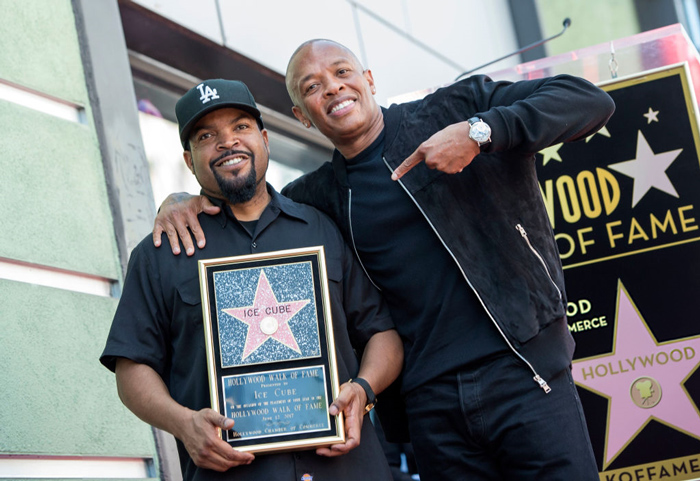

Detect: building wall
[130, 0, 520, 107]
[0, 0, 158, 478]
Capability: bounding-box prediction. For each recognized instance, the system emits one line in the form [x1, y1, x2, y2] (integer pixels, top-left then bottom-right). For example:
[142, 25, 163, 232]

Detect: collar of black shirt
[202, 183, 310, 228]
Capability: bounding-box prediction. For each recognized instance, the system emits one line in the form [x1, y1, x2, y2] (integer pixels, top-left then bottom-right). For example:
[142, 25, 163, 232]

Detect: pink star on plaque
[572, 281, 700, 468]
[223, 270, 310, 361]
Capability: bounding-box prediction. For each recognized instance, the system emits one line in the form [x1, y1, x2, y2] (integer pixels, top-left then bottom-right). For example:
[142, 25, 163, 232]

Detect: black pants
[404, 355, 599, 480]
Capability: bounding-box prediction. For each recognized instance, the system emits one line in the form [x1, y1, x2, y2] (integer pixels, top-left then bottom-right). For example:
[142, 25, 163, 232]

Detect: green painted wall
[0, 0, 90, 103]
[0, 0, 159, 477]
[0, 101, 121, 279]
[0, 0, 119, 279]
[536, 0, 641, 56]
[0, 280, 154, 456]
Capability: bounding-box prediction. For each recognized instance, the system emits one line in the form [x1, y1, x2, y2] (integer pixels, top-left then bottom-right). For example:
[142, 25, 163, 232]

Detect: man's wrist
[349, 377, 376, 414]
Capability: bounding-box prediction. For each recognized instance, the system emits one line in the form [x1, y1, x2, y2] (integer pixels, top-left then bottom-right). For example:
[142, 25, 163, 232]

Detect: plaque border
[198, 246, 345, 454]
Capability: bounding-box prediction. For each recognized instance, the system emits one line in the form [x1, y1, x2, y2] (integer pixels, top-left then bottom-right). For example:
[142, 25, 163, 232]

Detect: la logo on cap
[197, 83, 219, 104]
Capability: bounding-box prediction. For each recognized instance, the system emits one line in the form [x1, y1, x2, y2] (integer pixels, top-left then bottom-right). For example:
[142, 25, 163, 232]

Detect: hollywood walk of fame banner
[535, 63, 700, 479]
[198, 246, 344, 454]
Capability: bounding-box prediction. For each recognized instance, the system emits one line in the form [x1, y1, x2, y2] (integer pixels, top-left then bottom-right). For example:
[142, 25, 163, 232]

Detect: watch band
[350, 377, 376, 414]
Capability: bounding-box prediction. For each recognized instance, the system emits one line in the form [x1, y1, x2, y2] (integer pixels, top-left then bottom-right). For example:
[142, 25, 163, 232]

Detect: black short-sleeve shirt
[101, 186, 394, 481]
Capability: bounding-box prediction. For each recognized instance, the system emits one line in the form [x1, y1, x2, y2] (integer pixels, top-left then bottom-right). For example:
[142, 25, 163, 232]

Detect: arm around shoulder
[152, 193, 220, 256]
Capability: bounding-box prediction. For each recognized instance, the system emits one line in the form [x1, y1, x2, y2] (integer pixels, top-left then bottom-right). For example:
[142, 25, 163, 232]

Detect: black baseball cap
[176, 79, 264, 148]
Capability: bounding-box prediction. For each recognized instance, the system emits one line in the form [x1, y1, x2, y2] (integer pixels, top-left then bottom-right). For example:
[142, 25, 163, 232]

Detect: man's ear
[183, 150, 195, 175]
[364, 69, 376, 94]
[261, 128, 270, 154]
[292, 106, 312, 128]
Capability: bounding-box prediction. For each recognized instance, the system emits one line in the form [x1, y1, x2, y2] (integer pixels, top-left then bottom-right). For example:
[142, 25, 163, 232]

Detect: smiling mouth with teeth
[330, 99, 354, 114]
[221, 156, 246, 167]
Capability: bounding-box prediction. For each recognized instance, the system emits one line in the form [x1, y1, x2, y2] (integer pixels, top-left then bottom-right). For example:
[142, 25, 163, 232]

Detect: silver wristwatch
[467, 117, 492, 148]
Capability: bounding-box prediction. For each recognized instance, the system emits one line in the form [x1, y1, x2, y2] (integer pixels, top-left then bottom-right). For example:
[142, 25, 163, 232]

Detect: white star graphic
[586, 125, 611, 143]
[539, 143, 563, 166]
[643, 107, 659, 124]
[608, 130, 682, 208]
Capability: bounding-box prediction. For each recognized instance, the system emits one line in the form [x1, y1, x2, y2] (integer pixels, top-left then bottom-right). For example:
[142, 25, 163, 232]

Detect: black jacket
[283, 74, 615, 436]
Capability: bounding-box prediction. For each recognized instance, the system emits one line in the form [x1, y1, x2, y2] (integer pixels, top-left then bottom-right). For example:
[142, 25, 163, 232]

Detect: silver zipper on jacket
[382, 158, 551, 394]
[348, 188, 382, 291]
[515, 224, 562, 301]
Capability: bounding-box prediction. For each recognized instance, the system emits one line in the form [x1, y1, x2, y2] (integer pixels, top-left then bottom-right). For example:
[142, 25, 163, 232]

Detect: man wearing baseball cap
[100, 79, 402, 480]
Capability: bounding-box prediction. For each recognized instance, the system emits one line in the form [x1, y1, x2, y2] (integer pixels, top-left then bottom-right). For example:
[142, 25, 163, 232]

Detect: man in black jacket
[153, 40, 615, 480]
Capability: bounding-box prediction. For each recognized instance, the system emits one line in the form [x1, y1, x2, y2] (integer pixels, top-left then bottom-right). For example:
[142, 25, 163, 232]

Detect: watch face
[470, 121, 491, 143]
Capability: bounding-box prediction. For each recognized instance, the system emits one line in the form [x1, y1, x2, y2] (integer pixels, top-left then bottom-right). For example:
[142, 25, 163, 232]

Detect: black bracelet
[350, 377, 376, 414]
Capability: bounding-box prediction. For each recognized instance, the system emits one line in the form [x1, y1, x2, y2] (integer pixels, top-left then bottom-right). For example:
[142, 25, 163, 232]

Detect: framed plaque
[198, 246, 344, 454]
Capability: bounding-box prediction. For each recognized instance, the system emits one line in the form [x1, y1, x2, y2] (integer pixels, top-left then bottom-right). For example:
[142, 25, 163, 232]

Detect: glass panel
[488, 24, 700, 100]
[391, 24, 700, 106]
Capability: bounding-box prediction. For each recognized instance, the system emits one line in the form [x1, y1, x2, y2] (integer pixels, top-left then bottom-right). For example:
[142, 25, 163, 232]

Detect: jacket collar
[382, 104, 403, 159]
[331, 149, 350, 187]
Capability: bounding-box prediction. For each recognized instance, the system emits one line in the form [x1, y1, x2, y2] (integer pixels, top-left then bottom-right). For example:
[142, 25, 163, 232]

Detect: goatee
[213, 152, 259, 204]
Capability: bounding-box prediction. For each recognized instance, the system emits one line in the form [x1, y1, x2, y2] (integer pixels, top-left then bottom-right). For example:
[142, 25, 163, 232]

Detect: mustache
[210, 149, 253, 168]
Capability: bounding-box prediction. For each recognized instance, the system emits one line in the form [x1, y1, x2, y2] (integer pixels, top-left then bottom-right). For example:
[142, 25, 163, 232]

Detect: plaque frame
[198, 246, 345, 454]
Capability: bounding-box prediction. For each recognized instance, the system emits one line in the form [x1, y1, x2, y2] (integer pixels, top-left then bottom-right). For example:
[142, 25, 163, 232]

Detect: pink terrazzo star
[573, 280, 700, 468]
[223, 269, 310, 360]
